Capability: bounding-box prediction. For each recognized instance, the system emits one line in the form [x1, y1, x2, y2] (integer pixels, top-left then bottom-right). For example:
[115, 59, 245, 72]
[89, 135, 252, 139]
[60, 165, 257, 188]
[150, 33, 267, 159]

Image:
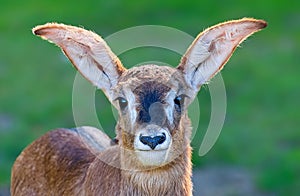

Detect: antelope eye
[174, 95, 185, 106]
[174, 95, 186, 112]
[116, 97, 128, 110]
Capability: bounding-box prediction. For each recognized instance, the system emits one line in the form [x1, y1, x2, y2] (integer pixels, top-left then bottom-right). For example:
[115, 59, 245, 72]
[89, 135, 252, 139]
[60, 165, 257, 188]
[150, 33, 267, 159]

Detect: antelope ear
[33, 23, 126, 100]
[177, 18, 267, 90]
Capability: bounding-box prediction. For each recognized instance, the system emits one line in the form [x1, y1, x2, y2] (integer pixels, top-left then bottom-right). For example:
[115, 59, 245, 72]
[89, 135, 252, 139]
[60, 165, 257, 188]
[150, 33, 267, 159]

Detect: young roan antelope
[11, 18, 266, 195]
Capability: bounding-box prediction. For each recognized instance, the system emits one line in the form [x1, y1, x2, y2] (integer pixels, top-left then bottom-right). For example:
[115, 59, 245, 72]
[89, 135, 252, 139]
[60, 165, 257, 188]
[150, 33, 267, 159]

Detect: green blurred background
[0, 0, 299, 195]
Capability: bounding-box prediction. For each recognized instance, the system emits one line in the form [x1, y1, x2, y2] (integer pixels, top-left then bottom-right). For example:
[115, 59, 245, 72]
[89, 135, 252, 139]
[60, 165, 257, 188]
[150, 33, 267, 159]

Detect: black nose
[139, 133, 166, 150]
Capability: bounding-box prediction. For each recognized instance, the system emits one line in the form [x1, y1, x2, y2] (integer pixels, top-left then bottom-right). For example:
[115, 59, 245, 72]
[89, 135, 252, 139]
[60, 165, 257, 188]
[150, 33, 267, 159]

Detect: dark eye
[116, 97, 128, 110]
[174, 95, 186, 112]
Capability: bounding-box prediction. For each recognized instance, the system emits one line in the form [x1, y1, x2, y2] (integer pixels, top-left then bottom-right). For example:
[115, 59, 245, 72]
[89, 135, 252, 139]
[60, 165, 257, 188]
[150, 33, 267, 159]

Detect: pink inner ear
[33, 23, 126, 101]
[178, 18, 267, 88]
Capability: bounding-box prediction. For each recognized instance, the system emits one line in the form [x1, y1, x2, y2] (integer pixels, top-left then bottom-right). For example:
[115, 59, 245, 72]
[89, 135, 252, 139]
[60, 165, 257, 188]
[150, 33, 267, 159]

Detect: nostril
[139, 135, 148, 145]
[139, 133, 166, 150]
[157, 133, 166, 144]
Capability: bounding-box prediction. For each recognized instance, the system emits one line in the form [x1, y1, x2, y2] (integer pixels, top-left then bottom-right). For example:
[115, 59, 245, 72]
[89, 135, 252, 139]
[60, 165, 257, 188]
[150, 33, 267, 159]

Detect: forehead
[118, 64, 183, 90]
[133, 80, 170, 101]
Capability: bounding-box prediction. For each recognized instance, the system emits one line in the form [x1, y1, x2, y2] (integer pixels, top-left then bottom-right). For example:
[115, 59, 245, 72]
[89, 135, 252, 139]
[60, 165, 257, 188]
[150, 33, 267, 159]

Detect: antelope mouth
[136, 148, 168, 152]
[135, 148, 170, 166]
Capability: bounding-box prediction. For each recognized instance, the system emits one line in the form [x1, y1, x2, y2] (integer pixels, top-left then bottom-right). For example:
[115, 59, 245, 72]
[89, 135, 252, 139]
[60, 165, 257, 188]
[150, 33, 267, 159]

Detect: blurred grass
[0, 0, 299, 195]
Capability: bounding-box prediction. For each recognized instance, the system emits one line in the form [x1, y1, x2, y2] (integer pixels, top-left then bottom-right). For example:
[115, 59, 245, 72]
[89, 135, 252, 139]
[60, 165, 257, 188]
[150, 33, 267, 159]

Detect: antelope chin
[135, 149, 169, 167]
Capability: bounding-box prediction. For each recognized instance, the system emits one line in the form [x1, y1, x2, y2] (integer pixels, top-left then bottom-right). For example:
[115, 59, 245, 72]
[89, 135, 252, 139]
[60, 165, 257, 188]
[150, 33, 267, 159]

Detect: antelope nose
[139, 133, 166, 150]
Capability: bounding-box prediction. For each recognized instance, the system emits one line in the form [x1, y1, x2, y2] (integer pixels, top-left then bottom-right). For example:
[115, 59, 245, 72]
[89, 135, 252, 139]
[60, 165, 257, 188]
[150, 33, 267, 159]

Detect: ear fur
[33, 23, 126, 100]
[178, 18, 267, 90]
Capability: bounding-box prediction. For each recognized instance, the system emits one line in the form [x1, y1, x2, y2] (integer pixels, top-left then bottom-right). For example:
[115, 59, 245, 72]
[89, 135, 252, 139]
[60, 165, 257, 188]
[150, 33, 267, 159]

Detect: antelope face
[33, 18, 266, 167]
[112, 65, 195, 166]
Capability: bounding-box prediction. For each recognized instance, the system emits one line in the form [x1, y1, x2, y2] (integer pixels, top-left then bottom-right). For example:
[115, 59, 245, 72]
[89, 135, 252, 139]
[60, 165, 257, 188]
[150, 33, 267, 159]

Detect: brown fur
[11, 129, 96, 195]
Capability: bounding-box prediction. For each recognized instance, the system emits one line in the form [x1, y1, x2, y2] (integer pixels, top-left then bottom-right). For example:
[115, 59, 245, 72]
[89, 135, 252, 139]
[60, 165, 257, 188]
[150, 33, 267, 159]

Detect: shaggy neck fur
[120, 146, 192, 196]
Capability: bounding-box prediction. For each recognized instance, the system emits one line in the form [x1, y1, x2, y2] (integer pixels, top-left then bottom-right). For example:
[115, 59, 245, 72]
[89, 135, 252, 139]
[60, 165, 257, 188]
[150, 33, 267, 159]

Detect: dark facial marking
[134, 81, 170, 124]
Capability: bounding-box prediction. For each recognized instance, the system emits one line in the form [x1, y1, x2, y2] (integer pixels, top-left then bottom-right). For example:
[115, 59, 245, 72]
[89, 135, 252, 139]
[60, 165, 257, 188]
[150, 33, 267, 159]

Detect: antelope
[11, 18, 267, 195]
